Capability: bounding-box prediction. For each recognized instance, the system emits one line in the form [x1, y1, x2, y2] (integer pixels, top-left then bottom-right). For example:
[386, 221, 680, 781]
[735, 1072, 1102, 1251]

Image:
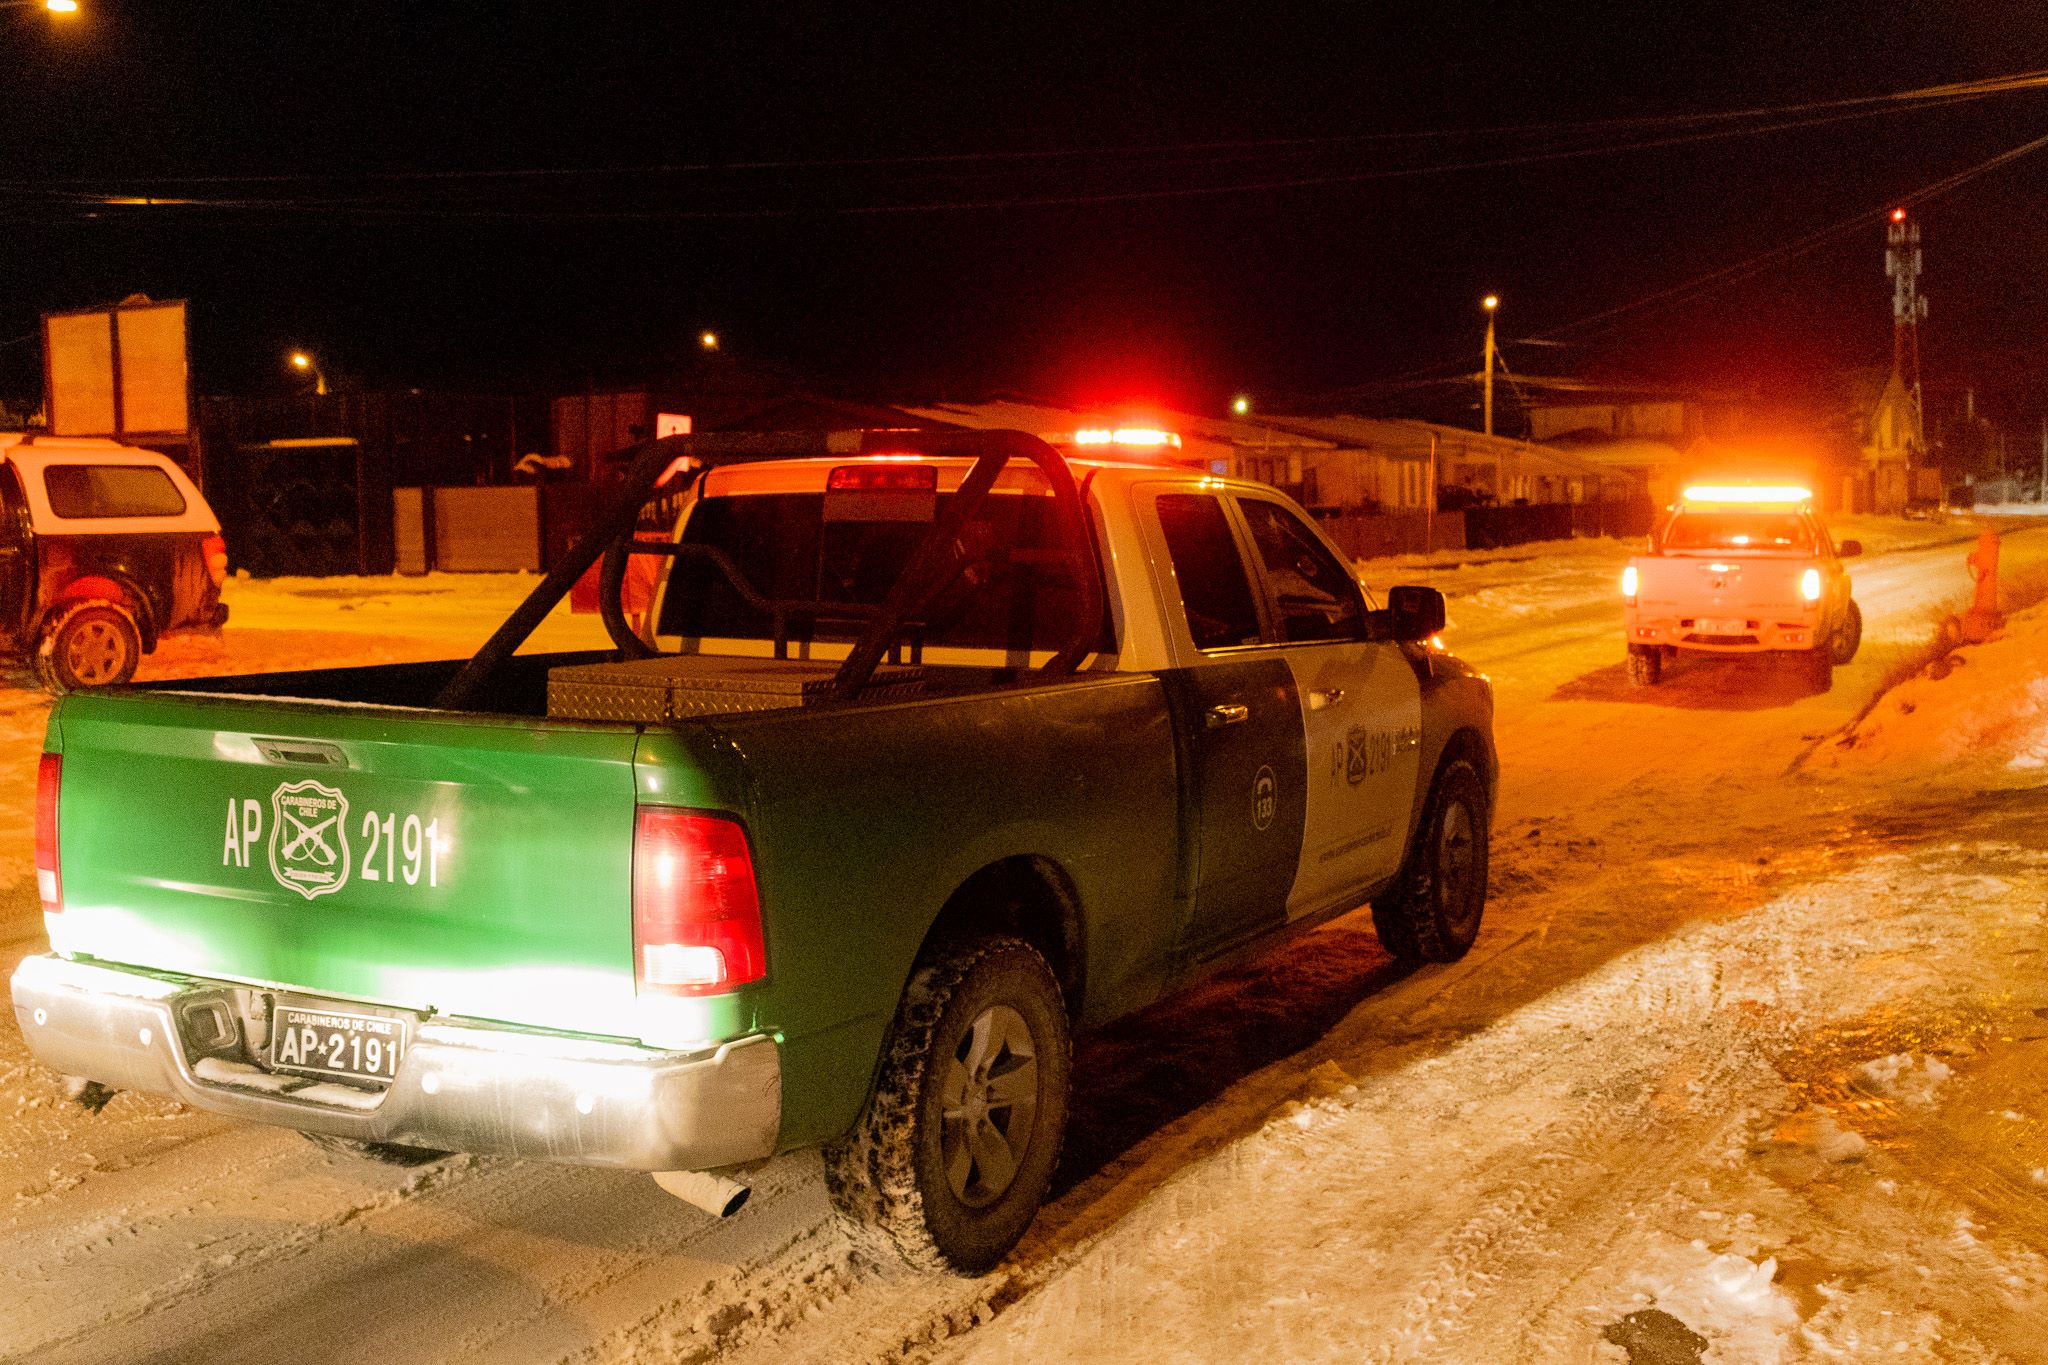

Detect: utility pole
[1481, 294, 1499, 437]
[2039, 414, 2046, 503]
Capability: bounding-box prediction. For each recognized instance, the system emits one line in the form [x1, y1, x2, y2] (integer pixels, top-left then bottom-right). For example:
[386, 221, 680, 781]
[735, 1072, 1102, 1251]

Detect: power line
[1319, 126, 2048, 405]
[1, 69, 2043, 223]
[12, 65, 2048, 192]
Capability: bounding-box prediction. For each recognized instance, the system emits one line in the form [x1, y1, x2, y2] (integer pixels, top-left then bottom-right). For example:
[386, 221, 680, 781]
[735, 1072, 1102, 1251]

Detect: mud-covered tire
[300, 1132, 449, 1167]
[35, 600, 141, 692]
[1372, 758, 1489, 964]
[824, 936, 1071, 1276]
[1625, 647, 1662, 687]
[1803, 646, 1833, 690]
[1830, 599, 1862, 665]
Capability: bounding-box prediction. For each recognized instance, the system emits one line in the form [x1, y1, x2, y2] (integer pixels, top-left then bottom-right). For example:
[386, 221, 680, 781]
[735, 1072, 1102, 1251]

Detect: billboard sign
[43, 296, 191, 440]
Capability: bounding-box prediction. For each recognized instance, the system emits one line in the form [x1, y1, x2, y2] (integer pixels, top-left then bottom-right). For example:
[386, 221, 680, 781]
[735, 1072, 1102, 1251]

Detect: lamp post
[1481, 295, 1499, 437]
[289, 351, 328, 397]
[698, 331, 720, 352]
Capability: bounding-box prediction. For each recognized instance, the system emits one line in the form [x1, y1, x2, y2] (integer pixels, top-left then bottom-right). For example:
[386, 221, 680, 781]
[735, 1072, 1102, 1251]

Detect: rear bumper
[1624, 611, 1818, 654]
[10, 953, 780, 1172]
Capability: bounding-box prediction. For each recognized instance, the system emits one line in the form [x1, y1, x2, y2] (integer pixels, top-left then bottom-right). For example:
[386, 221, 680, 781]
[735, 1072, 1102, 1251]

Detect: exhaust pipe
[653, 1168, 751, 1218]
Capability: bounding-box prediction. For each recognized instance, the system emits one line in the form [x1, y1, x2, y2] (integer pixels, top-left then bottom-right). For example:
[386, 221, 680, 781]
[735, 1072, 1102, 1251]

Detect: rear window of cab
[43, 464, 187, 519]
[658, 489, 1114, 655]
[1661, 510, 1814, 553]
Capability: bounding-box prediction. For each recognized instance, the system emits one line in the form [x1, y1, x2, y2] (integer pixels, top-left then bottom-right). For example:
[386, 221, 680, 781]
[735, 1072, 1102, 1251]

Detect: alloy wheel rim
[65, 620, 129, 686]
[939, 1003, 1039, 1208]
[1437, 800, 1480, 935]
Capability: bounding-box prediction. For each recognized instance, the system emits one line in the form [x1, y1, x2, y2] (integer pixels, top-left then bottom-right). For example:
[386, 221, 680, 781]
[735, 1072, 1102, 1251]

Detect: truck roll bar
[433, 429, 1107, 712]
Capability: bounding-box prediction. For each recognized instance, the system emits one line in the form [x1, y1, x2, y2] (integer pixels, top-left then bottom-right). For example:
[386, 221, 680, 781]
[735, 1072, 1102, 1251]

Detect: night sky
[2, 1, 2045, 421]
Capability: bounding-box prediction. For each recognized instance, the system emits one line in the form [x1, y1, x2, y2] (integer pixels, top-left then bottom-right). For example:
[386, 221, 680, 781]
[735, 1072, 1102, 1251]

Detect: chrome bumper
[10, 954, 780, 1172]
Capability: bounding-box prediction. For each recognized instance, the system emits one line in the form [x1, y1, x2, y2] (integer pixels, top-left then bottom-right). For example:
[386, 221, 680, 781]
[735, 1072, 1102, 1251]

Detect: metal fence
[1318, 500, 1654, 559]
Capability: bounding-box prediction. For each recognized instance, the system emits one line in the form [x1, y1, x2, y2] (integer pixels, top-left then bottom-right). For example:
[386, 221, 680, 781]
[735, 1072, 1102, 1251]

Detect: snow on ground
[1815, 596, 2048, 787]
[6, 523, 2048, 1363]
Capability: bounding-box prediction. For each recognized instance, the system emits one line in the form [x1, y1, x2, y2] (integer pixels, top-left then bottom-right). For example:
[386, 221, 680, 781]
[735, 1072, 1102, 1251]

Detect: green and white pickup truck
[13, 429, 1495, 1274]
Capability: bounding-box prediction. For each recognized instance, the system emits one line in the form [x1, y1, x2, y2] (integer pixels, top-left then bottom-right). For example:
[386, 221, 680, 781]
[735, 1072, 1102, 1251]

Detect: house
[1265, 415, 1636, 513]
[1837, 368, 1918, 514]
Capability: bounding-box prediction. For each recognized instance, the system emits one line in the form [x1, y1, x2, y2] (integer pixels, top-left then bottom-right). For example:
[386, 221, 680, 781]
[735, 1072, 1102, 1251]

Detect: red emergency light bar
[1070, 427, 1183, 450]
[827, 463, 940, 492]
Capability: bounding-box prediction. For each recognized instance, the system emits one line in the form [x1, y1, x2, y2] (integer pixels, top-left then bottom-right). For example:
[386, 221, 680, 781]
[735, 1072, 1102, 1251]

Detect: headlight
[1801, 568, 1822, 602]
[1621, 565, 1639, 599]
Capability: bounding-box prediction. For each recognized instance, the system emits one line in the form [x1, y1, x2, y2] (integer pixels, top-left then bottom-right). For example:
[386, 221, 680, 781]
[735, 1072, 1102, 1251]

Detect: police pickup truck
[13, 430, 1495, 1275]
[1622, 483, 1862, 689]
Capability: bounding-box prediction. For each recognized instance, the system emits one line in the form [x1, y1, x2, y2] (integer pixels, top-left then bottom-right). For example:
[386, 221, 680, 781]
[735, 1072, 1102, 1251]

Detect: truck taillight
[202, 534, 229, 586]
[632, 808, 765, 996]
[1621, 565, 1639, 602]
[1801, 568, 1822, 602]
[35, 754, 60, 915]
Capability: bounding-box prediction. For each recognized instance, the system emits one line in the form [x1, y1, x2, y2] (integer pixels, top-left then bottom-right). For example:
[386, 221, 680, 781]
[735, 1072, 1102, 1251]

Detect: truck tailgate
[46, 692, 643, 1038]
[1637, 556, 1808, 614]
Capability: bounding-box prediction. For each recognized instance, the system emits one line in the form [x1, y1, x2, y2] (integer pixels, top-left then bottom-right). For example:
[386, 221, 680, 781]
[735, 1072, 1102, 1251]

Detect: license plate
[268, 1002, 409, 1084]
[1697, 618, 1748, 634]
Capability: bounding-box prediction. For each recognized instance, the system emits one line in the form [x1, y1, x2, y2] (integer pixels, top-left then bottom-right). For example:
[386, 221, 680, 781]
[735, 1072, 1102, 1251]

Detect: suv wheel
[36, 601, 142, 692]
[824, 936, 1071, 1276]
[1625, 647, 1662, 687]
[1372, 758, 1490, 963]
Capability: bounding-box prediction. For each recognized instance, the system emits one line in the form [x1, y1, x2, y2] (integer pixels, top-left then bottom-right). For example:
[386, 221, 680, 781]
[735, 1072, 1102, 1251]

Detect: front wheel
[1829, 599, 1862, 665]
[1372, 758, 1490, 964]
[824, 936, 1071, 1276]
[35, 600, 141, 692]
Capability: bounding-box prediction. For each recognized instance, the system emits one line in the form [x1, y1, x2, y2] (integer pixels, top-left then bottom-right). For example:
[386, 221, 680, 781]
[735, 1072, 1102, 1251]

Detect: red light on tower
[1890, 207, 1907, 222]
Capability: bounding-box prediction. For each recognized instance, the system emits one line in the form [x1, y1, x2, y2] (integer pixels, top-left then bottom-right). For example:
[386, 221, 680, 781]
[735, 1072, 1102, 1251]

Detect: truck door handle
[1205, 703, 1250, 729]
[1308, 687, 1345, 710]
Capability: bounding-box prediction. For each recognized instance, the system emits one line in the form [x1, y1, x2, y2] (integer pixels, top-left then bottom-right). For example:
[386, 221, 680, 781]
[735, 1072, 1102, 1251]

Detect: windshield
[1661, 509, 1814, 553]
[657, 490, 1111, 655]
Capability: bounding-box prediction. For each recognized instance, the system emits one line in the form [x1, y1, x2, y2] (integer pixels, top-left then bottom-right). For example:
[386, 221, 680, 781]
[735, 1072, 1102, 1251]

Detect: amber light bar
[1681, 484, 1812, 504]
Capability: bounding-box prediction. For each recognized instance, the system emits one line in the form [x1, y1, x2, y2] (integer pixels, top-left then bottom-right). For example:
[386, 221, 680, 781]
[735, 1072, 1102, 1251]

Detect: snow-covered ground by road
[5, 519, 2048, 1364]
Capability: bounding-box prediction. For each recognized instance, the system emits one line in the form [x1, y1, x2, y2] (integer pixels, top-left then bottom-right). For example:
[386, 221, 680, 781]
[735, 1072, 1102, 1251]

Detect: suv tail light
[632, 808, 765, 996]
[202, 534, 229, 587]
[36, 754, 61, 915]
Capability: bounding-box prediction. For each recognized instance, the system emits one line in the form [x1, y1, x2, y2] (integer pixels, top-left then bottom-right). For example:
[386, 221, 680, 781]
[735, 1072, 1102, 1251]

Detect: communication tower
[1884, 207, 1927, 453]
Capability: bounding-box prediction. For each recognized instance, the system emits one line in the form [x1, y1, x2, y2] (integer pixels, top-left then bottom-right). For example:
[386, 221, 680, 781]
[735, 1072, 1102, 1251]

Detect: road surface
[4, 521, 2046, 1363]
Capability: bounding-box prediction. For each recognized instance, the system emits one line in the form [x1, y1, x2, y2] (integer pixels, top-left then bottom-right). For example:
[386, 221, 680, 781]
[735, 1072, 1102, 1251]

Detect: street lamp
[699, 331, 719, 352]
[1481, 294, 1499, 437]
[0, 1, 80, 12]
[1231, 396, 1251, 417]
[289, 351, 328, 397]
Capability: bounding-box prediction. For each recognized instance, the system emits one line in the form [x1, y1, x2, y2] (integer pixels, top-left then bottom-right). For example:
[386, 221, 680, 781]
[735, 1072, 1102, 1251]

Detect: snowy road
[5, 523, 2048, 1363]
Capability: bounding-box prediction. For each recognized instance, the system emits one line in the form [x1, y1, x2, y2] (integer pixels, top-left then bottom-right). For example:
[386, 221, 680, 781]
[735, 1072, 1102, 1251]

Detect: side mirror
[1387, 584, 1446, 642]
[1837, 539, 1862, 558]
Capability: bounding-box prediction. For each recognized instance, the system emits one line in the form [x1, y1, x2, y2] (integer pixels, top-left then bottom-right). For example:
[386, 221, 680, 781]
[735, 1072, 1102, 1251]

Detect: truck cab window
[1236, 498, 1365, 643]
[1156, 493, 1262, 651]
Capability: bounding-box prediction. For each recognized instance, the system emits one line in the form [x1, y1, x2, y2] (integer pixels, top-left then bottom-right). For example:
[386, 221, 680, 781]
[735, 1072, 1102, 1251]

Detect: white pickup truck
[1621, 484, 1862, 688]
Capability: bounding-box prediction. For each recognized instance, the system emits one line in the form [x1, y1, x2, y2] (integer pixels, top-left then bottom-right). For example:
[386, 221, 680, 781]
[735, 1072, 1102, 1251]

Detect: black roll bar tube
[432, 428, 1106, 712]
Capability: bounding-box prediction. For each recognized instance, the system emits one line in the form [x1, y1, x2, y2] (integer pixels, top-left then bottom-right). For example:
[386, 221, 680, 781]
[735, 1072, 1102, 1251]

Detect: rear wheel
[35, 600, 141, 692]
[1829, 599, 1862, 665]
[824, 936, 1071, 1276]
[1372, 758, 1490, 964]
[1626, 646, 1662, 687]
